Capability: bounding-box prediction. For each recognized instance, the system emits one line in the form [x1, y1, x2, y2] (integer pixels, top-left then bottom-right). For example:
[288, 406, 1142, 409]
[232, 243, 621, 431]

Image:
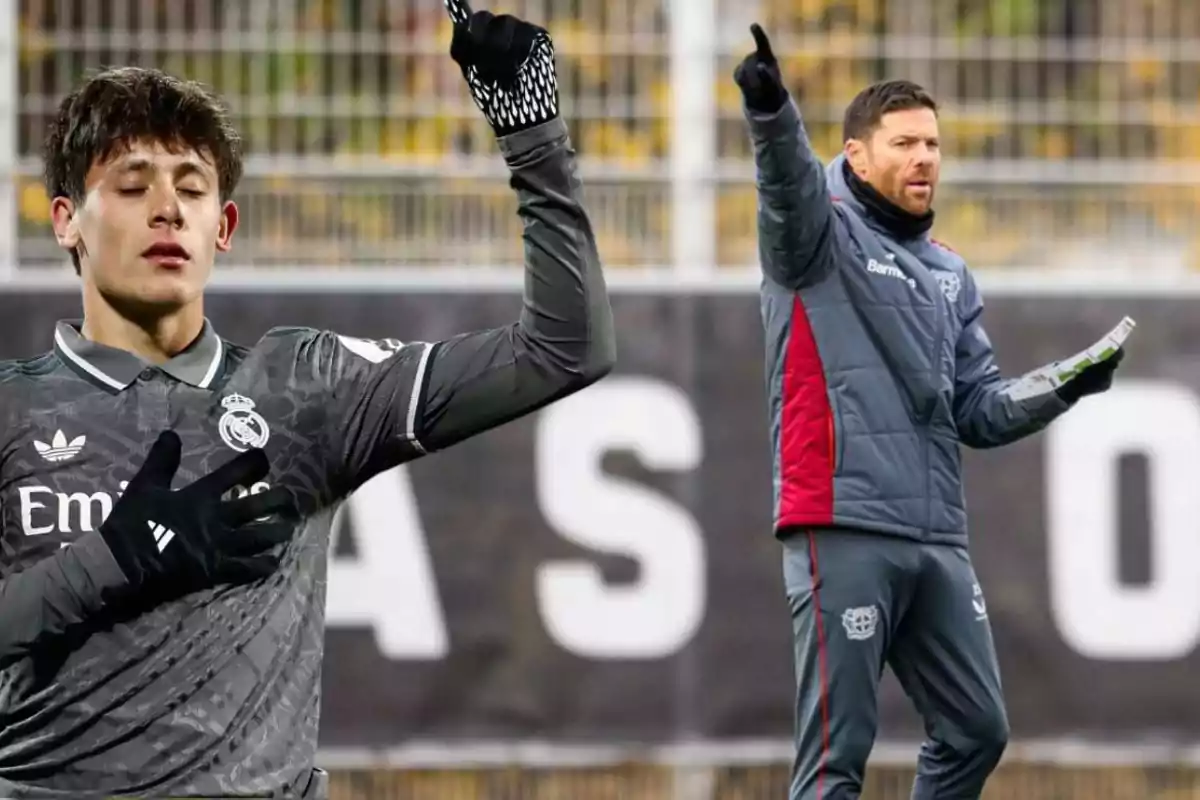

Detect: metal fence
[11, 0, 1200, 272]
[13, 0, 676, 269]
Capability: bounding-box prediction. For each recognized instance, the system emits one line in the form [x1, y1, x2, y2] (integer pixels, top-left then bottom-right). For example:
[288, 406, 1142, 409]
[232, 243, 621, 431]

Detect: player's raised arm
[419, 3, 614, 438]
[736, 24, 838, 290]
[313, 2, 614, 493]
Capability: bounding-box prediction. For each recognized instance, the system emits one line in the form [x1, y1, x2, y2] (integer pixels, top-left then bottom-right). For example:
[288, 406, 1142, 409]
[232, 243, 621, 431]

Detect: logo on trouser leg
[972, 582, 988, 621]
[841, 606, 879, 640]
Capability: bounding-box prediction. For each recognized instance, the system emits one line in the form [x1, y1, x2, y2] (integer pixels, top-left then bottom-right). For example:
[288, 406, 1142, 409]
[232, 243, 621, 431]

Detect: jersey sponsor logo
[865, 256, 916, 290]
[18, 484, 122, 536]
[337, 335, 405, 365]
[33, 430, 87, 462]
[18, 480, 272, 539]
[218, 394, 270, 453]
[841, 605, 879, 640]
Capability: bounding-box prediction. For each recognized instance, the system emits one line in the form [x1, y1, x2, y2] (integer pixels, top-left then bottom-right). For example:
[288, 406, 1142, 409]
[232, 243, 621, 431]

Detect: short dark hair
[41, 66, 244, 273]
[842, 79, 938, 143]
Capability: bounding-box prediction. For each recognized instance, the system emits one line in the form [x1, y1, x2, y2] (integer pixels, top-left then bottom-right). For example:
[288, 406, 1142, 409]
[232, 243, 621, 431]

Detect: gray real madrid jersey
[0, 118, 614, 799]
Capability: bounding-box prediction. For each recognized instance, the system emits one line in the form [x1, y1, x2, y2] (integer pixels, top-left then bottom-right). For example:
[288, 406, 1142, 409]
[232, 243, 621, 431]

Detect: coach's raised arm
[735, 24, 836, 291]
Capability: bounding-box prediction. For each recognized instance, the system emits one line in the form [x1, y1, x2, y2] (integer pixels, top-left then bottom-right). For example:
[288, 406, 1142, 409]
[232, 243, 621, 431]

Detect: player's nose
[148, 189, 184, 228]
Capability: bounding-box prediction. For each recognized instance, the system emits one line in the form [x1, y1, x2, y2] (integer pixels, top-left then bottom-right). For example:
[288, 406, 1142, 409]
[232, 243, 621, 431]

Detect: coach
[734, 23, 1125, 800]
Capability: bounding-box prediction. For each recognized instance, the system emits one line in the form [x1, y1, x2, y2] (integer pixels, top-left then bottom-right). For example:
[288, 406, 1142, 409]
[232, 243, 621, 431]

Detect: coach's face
[50, 138, 238, 313]
[849, 107, 941, 215]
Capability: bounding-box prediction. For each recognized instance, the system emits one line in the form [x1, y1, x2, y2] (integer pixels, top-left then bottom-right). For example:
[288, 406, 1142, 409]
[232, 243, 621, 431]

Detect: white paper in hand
[1003, 316, 1135, 402]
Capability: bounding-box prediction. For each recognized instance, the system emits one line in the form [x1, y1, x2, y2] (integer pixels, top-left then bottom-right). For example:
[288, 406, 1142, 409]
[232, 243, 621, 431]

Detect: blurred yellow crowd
[14, 0, 1200, 271]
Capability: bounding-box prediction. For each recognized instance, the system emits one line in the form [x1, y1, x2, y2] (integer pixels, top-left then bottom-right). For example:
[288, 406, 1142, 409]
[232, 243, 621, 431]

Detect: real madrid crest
[218, 393, 270, 452]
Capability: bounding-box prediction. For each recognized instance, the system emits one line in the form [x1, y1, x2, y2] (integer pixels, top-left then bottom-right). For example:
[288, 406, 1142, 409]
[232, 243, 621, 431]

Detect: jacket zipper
[924, 273, 948, 538]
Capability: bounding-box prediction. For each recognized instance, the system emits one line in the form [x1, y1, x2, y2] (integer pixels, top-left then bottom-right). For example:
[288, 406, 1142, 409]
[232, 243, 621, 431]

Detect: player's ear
[215, 200, 239, 253]
[50, 196, 81, 250]
[844, 138, 868, 177]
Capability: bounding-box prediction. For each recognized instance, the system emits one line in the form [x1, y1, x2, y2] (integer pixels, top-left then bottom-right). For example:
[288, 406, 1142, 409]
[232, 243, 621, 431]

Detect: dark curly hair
[41, 66, 244, 273]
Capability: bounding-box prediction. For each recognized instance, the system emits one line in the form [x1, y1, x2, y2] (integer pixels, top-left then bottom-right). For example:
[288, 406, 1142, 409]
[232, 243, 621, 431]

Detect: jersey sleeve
[0, 530, 130, 668]
[305, 117, 615, 496]
[296, 332, 433, 494]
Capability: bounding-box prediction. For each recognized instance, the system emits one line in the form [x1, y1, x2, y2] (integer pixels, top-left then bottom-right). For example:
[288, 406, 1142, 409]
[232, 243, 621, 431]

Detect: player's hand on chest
[0, 385, 305, 564]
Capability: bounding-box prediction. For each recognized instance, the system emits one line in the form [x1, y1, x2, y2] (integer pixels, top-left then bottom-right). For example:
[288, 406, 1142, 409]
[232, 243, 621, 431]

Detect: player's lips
[141, 242, 190, 267]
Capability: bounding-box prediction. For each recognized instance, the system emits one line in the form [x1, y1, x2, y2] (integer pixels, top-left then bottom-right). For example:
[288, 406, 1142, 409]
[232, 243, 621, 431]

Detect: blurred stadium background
[14, 0, 1200, 275]
[5, 0, 1200, 798]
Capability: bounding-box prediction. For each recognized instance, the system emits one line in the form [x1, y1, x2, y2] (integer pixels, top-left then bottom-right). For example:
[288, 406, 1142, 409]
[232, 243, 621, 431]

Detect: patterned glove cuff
[464, 33, 559, 137]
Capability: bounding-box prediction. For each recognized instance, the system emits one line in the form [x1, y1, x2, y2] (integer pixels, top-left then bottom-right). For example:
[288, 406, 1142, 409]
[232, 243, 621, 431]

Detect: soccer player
[734, 25, 1124, 800]
[0, 2, 614, 797]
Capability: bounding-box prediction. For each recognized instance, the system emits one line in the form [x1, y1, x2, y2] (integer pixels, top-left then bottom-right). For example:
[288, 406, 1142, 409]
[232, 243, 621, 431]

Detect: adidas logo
[147, 520, 176, 552]
[34, 430, 86, 462]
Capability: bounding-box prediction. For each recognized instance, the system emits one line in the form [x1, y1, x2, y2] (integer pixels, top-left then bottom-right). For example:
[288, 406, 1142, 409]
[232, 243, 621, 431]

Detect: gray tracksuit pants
[782, 528, 1010, 800]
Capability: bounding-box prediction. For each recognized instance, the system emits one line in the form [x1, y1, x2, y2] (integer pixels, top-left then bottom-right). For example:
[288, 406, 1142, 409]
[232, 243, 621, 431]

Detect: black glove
[444, 0, 559, 138]
[101, 431, 295, 594]
[734, 24, 789, 115]
[1055, 348, 1125, 405]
